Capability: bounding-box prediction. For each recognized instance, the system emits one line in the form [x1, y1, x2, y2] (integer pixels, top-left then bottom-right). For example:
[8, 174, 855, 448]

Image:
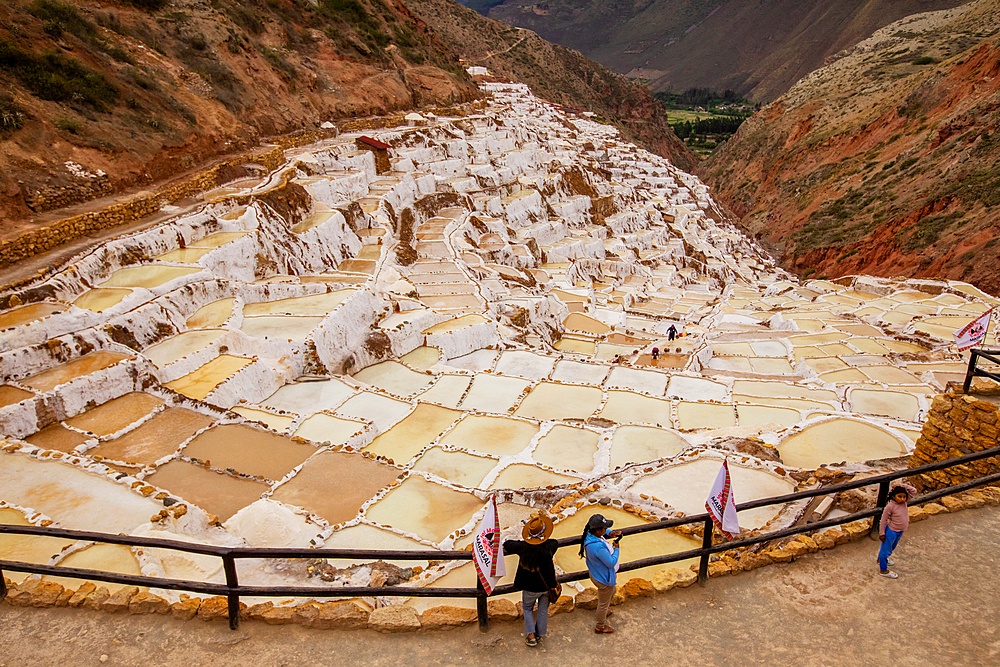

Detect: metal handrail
[963, 348, 1000, 393]
[3, 443, 999, 631]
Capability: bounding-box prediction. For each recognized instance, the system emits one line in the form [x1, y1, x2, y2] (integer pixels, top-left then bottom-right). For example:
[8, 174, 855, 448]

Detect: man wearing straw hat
[504, 512, 560, 647]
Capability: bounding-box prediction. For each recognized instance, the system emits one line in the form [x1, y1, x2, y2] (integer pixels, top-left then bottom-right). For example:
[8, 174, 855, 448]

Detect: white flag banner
[705, 460, 740, 539]
[472, 496, 505, 594]
[954, 308, 994, 351]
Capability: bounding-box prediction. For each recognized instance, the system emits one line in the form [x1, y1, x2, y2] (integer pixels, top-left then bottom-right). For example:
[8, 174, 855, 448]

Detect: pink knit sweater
[879, 483, 918, 536]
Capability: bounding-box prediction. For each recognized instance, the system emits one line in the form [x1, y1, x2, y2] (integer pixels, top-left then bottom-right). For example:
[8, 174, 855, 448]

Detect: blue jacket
[583, 533, 619, 586]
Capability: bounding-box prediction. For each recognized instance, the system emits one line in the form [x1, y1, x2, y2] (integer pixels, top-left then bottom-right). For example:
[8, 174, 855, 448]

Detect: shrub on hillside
[0, 41, 119, 111]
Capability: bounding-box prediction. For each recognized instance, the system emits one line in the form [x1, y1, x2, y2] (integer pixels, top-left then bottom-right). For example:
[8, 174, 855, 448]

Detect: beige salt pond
[155, 247, 214, 263]
[0, 302, 68, 329]
[365, 475, 483, 543]
[0, 451, 161, 533]
[551, 507, 699, 581]
[270, 450, 401, 526]
[490, 463, 577, 489]
[0, 508, 74, 583]
[363, 403, 462, 463]
[243, 290, 355, 316]
[609, 425, 689, 470]
[415, 374, 472, 408]
[190, 231, 249, 248]
[143, 329, 227, 368]
[163, 355, 253, 401]
[232, 407, 295, 432]
[629, 459, 793, 529]
[778, 419, 907, 469]
[848, 388, 921, 421]
[354, 361, 434, 398]
[460, 373, 531, 413]
[676, 402, 736, 430]
[292, 412, 364, 444]
[42, 544, 142, 593]
[422, 314, 488, 334]
[20, 352, 131, 393]
[439, 415, 538, 457]
[73, 287, 132, 313]
[599, 390, 672, 427]
[533, 425, 599, 473]
[412, 447, 497, 487]
[241, 316, 324, 340]
[186, 298, 235, 328]
[262, 378, 356, 415]
[514, 382, 603, 421]
[322, 523, 434, 569]
[400, 346, 441, 370]
[100, 266, 200, 290]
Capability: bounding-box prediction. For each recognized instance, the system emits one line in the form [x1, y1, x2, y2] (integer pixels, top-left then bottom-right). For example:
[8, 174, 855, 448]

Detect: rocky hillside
[467, 0, 968, 101]
[700, 0, 1000, 293]
[408, 0, 694, 171]
[0, 0, 690, 232]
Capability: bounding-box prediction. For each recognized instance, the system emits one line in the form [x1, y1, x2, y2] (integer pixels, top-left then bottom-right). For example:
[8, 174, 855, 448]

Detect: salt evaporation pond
[0, 80, 988, 607]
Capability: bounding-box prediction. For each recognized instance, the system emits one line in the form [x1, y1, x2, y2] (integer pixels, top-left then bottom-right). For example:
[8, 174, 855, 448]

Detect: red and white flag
[472, 496, 505, 594]
[954, 308, 994, 351]
[705, 460, 740, 540]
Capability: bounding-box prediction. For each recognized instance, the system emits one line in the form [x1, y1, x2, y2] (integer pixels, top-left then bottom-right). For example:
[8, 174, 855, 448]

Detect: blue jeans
[879, 527, 903, 571]
[523, 590, 549, 637]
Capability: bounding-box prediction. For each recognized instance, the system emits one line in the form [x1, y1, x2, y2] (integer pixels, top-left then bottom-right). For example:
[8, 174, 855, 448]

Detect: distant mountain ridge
[699, 0, 1000, 293]
[463, 0, 969, 101]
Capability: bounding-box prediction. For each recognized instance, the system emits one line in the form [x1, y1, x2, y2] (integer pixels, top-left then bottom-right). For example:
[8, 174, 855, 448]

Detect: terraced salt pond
[0, 80, 992, 606]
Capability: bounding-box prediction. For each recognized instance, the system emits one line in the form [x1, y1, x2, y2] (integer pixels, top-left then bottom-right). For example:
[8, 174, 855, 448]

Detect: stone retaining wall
[5, 486, 999, 631]
[909, 391, 1000, 492]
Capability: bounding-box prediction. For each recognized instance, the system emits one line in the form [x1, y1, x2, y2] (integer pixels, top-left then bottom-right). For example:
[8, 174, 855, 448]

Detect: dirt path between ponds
[1, 504, 998, 667]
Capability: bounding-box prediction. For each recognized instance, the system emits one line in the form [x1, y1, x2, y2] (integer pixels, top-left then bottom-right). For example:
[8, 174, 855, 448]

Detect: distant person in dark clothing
[651, 346, 659, 362]
[667, 324, 678, 341]
[504, 513, 559, 647]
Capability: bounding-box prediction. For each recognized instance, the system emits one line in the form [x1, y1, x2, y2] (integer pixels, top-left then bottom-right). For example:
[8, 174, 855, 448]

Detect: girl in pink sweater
[878, 483, 918, 578]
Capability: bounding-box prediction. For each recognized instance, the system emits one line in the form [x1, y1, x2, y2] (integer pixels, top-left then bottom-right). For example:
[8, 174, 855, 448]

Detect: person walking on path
[878, 483, 918, 578]
[504, 513, 559, 647]
[580, 514, 622, 634]
[667, 324, 678, 341]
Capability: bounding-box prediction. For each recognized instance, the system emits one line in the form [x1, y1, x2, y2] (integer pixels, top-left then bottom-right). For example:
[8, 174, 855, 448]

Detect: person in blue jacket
[580, 513, 622, 634]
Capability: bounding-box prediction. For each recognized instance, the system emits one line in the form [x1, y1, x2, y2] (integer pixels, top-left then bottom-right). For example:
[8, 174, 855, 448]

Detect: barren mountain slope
[470, 0, 967, 101]
[700, 0, 1000, 293]
[0, 0, 479, 227]
[407, 0, 695, 171]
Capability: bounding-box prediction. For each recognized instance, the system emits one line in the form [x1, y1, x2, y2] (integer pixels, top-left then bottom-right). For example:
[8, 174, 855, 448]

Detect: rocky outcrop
[700, 2, 1000, 293]
[910, 391, 1000, 491]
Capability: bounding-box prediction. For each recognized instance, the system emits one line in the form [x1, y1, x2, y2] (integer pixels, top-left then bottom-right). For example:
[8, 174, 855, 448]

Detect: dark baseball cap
[586, 513, 613, 531]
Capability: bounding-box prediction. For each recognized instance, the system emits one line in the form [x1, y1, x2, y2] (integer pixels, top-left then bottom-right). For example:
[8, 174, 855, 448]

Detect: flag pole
[698, 517, 713, 586]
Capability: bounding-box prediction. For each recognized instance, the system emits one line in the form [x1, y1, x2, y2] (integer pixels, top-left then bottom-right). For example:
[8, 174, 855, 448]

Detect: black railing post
[0, 567, 7, 599]
[222, 554, 240, 630]
[871, 479, 891, 537]
[476, 579, 490, 633]
[697, 517, 713, 586]
[964, 349, 980, 394]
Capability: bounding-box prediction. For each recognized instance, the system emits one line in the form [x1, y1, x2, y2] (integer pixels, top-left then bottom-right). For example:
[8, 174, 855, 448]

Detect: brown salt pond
[365, 475, 483, 543]
[144, 460, 269, 521]
[363, 403, 462, 464]
[163, 355, 254, 400]
[20, 352, 131, 393]
[551, 506, 699, 582]
[181, 424, 317, 481]
[0, 385, 34, 409]
[65, 392, 164, 437]
[0, 302, 68, 329]
[89, 408, 215, 466]
[25, 424, 90, 452]
[270, 450, 401, 526]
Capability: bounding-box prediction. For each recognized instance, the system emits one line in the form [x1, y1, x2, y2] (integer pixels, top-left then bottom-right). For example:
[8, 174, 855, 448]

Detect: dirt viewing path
[2, 505, 998, 666]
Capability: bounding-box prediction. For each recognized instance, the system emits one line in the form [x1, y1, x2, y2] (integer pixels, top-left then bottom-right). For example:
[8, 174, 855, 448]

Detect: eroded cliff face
[0, 0, 479, 226]
[700, 0, 1000, 294]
